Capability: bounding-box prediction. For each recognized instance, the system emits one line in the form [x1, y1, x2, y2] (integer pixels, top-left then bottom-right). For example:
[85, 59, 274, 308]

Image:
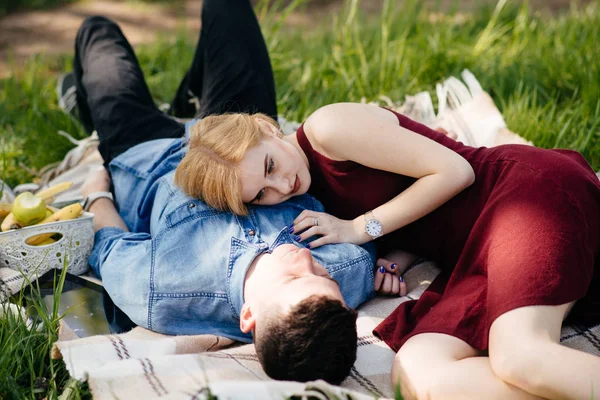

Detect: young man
[74, 0, 402, 385]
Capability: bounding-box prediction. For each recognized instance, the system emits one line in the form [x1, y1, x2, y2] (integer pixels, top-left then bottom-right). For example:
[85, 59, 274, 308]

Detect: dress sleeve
[88, 227, 153, 327]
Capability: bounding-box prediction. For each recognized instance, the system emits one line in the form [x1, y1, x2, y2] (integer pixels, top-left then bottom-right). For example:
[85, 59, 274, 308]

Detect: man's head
[241, 244, 358, 384]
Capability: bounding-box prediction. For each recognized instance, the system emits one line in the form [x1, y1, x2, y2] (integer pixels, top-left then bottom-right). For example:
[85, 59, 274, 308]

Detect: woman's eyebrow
[263, 153, 268, 177]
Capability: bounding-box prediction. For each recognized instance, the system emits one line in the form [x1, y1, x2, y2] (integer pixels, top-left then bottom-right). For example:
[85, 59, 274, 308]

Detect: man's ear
[240, 303, 257, 333]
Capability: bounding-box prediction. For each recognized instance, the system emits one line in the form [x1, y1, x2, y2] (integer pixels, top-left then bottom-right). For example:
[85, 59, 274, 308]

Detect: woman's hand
[374, 258, 407, 296]
[435, 127, 458, 140]
[291, 210, 362, 249]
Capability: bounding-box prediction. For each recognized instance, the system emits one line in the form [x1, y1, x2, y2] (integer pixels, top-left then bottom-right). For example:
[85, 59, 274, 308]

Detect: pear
[12, 192, 47, 226]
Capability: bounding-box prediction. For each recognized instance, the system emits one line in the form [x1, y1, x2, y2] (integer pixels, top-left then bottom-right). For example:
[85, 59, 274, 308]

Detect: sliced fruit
[12, 192, 47, 226]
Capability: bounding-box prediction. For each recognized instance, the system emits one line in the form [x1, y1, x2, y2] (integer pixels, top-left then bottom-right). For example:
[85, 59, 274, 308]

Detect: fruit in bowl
[12, 192, 47, 226]
[0, 182, 78, 234]
[0, 181, 93, 278]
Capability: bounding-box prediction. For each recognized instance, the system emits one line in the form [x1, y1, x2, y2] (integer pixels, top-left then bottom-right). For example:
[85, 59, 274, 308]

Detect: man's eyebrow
[324, 276, 340, 287]
[289, 275, 340, 287]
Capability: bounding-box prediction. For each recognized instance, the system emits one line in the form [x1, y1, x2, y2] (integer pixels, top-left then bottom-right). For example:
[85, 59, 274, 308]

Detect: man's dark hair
[255, 295, 358, 385]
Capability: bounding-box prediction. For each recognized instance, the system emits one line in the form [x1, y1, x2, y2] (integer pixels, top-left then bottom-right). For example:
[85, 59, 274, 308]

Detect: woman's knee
[392, 349, 434, 400]
[489, 340, 546, 391]
[489, 304, 570, 392]
[392, 334, 476, 400]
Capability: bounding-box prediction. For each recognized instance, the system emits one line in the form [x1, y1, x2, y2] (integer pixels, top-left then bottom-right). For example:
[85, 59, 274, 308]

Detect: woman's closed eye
[267, 158, 275, 174]
[252, 158, 275, 203]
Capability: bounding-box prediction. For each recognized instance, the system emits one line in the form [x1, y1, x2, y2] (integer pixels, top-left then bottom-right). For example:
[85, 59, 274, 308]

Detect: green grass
[0, 0, 598, 397]
[0, 267, 90, 399]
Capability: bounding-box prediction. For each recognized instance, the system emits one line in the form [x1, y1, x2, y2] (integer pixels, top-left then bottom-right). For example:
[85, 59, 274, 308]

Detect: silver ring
[314, 218, 319, 226]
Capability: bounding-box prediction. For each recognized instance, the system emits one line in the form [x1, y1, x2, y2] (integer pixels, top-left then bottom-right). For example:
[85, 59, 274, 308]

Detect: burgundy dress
[296, 109, 600, 351]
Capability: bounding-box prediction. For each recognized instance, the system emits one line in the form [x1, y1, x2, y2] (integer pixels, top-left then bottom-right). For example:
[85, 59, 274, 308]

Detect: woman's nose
[272, 175, 292, 194]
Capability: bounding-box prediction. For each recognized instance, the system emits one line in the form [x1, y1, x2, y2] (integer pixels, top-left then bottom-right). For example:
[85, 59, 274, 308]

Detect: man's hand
[81, 167, 111, 199]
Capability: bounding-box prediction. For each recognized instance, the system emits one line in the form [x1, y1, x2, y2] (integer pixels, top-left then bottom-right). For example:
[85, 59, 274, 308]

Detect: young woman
[175, 103, 600, 399]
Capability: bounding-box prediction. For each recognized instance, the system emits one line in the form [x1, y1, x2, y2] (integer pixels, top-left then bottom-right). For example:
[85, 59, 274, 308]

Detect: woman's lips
[292, 175, 301, 194]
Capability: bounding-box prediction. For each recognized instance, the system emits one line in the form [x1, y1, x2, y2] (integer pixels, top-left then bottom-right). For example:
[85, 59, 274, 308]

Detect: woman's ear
[255, 117, 280, 138]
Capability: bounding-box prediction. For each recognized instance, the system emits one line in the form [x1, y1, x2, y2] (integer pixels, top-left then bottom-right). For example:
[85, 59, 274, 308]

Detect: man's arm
[81, 168, 128, 232]
[81, 168, 152, 327]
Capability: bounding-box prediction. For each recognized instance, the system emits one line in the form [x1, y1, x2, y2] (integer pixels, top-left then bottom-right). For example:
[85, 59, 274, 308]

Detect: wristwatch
[364, 211, 383, 239]
[83, 191, 114, 212]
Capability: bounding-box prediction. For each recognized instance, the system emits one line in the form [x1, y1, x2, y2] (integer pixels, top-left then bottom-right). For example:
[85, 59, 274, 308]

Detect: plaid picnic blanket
[2, 70, 599, 399]
[50, 260, 600, 399]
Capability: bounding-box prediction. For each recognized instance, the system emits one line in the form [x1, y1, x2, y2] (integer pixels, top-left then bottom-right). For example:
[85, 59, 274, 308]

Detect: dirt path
[0, 0, 590, 79]
[0, 1, 202, 78]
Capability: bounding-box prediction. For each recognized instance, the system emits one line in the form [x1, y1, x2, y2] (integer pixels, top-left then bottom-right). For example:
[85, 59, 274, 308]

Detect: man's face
[241, 244, 345, 332]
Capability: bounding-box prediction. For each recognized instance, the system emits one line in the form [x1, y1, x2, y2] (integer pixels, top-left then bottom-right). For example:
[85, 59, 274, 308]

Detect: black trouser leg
[73, 16, 184, 166]
[170, 0, 278, 121]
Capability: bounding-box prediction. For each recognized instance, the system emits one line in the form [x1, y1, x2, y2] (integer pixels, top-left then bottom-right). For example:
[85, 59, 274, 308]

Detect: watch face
[366, 219, 382, 236]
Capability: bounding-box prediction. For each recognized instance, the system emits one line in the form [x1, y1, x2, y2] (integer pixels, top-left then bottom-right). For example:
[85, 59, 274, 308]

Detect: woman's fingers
[399, 278, 407, 297]
[374, 265, 385, 291]
[292, 210, 323, 230]
[376, 258, 407, 296]
[303, 235, 333, 249]
[294, 226, 325, 243]
[381, 272, 393, 294]
[435, 127, 458, 140]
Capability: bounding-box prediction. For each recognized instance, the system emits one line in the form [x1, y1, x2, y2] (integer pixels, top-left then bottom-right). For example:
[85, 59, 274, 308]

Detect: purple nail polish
[399, 276, 404, 282]
[288, 226, 295, 234]
[390, 263, 397, 270]
[295, 235, 301, 241]
[306, 243, 311, 249]
[379, 266, 385, 273]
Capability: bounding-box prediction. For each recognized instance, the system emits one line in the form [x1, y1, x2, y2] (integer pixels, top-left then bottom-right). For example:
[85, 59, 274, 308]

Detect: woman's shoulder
[303, 102, 399, 160]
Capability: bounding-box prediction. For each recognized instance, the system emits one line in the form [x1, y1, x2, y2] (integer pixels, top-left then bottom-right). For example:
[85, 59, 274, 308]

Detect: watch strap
[83, 191, 114, 212]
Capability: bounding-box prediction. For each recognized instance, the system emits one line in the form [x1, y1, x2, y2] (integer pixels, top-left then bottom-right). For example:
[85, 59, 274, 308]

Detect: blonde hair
[174, 113, 280, 215]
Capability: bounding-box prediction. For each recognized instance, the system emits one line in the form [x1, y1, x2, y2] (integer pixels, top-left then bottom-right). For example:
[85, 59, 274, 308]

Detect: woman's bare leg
[392, 333, 542, 400]
[489, 302, 600, 400]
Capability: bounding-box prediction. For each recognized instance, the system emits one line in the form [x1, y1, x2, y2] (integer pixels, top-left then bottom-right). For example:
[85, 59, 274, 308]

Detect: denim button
[189, 203, 195, 209]
[248, 229, 256, 236]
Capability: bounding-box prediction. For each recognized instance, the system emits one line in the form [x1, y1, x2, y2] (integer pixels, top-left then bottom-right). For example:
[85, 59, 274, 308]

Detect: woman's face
[238, 123, 311, 206]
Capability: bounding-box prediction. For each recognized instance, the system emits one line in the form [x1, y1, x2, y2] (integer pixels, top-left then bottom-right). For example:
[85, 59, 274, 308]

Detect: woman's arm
[297, 102, 474, 246]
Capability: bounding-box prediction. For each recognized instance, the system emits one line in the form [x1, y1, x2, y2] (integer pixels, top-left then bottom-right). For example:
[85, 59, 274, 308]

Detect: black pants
[73, 0, 277, 332]
[73, 0, 278, 166]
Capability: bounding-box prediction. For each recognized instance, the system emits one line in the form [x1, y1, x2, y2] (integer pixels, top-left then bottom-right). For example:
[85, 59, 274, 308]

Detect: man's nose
[293, 248, 316, 273]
